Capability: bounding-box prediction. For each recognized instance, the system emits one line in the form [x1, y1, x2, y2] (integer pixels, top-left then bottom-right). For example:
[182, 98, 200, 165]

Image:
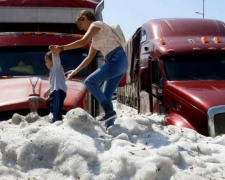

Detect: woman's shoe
[97, 110, 117, 121]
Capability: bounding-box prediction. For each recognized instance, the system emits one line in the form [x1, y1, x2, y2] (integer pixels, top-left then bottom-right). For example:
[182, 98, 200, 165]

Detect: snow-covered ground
[1, 102, 225, 180]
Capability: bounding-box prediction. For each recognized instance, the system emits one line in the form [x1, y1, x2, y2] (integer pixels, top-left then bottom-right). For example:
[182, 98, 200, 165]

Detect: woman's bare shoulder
[92, 21, 108, 28]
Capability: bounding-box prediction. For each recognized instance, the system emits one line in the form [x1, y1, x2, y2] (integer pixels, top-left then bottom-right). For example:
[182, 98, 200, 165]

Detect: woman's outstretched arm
[49, 25, 100, 55]
[65, 45, 98, 80]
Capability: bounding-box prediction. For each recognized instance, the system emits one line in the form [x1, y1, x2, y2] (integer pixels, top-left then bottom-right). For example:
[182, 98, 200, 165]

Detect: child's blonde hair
[45, 51, 52, 61]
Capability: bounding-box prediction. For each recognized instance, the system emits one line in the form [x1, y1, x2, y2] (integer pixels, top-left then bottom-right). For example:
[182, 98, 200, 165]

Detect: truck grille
[214, 113, 225, 135]
[208, 105, 225, 137]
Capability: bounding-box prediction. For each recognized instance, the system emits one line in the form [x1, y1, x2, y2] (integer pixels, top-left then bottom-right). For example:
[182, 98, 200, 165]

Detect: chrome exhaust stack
[95, 0, 104, 21]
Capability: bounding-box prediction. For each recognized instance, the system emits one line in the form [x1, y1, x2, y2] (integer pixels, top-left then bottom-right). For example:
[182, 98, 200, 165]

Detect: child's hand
[44, 92, 50, 98]
[49, 45, 61, 55]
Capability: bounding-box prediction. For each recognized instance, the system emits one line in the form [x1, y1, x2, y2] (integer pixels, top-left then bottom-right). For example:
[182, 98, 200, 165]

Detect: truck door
[151, 60, 163, 114]
[139, 28, 152, 114]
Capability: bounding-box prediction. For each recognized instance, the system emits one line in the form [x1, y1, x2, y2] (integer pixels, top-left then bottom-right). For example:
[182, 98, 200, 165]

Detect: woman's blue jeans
[84, 47, 128, 113]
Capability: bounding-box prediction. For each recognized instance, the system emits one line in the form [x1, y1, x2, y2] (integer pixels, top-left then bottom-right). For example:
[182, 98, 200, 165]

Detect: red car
[0, 0, 104, 120]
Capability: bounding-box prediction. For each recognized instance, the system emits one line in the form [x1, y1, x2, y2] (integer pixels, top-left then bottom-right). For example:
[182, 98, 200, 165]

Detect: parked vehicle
[118, 18, 225, 136]
[0, 0, 104, 120]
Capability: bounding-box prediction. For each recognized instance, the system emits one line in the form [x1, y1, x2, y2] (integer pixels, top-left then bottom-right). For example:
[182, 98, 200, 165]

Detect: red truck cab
[118, 18, 225, 136]
[0, 0, 104, 120]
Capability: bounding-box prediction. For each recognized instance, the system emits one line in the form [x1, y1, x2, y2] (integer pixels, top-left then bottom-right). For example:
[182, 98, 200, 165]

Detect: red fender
[165, 113, 196, 131]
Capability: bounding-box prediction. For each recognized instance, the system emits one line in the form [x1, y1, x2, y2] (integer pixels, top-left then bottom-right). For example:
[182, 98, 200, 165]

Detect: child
[44, 51, 67, 123]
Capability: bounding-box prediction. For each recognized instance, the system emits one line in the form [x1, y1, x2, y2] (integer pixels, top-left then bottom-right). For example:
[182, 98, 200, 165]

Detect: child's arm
[52, 54, 61, 67]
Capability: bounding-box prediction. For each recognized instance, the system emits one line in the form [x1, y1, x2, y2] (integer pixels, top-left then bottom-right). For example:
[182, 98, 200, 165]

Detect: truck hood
[167, 80, 225, 112]
[0, 76, 87, 112]
[0, 77, 37, 107]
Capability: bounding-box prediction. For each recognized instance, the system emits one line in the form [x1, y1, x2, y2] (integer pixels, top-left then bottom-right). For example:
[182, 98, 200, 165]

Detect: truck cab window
[0, 47, 89, 76]
[140, 29, 147, 43]
[163, 54, 225, 81]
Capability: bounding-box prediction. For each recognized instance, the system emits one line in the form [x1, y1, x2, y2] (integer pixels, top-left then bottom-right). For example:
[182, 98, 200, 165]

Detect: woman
[49, 10, 128, 121]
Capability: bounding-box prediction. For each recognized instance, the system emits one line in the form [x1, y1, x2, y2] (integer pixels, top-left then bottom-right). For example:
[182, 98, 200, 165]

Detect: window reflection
[163, 55, 225, 81]
[0, 47, 88, 76]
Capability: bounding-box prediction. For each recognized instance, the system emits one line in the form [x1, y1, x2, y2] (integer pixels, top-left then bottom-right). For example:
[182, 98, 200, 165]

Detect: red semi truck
[118, 18, 225, 137]
[0, 0, 104, 119]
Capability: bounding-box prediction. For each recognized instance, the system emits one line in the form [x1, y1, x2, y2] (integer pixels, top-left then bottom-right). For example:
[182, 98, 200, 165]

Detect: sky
[1, 101, 225, 179]
[102, 0, 225, 40]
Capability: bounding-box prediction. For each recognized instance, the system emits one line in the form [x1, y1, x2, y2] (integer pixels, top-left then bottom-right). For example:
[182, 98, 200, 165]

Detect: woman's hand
[65, 70, 77, 80]
[49, 45, 62, 55]
[65, 70, 73, 76]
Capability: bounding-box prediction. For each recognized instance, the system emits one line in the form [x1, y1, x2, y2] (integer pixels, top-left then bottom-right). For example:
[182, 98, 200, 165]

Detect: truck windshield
[163, 54, 225, 81]
[0, 47, 89, 76]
